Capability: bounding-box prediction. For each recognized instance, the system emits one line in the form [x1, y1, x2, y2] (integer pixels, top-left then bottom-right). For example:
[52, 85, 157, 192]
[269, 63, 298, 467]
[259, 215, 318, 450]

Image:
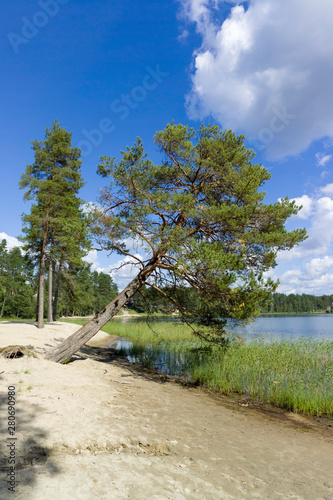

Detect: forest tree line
[128, 287, 333, 315]
[2, 239, 331, 318]
[260, 292, 333, 313]
[0, 239, 118, 319]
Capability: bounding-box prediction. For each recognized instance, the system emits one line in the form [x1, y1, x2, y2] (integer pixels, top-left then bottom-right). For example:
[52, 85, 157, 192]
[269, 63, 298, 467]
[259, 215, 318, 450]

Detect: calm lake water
[116, 314, 333, 341]
[233, 314, 333, 341]
[112, 314, 333, 378]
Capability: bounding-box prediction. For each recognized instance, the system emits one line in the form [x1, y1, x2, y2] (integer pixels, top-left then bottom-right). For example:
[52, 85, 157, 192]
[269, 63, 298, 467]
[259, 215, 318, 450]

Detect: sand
[0, 321, 332, 500]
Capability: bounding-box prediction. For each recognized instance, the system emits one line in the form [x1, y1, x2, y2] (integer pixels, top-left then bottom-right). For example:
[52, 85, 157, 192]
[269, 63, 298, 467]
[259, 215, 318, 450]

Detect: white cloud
[99, 254, 144, 291]
[178, 29, 190, 42]
[181, 0, 333, 159]
[319, 183, 333, 196]
[83, 250, 101, 271]
[274, 255, 333, 294]
[272, 186, 333, 294]
[290, 195, 313, 220]
[316, 153, 332, 167]
[83, 249, 142, 290]
[279, 269, 302, 284]
[311, 197, 333, 252]
[305, 255, 333, 277]
[0, 232, 22, 249]
[278, 269, 333, 296]
[180, 0, 213, 29]
[81, 201, 102, 214]
[278, 193, 333, 263]
[83, 232, 148, 290]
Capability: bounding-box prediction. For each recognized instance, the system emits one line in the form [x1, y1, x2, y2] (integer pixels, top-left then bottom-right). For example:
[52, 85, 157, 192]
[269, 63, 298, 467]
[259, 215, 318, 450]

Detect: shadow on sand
[72, 344, 172, 385]
[0, 368, 62, 496]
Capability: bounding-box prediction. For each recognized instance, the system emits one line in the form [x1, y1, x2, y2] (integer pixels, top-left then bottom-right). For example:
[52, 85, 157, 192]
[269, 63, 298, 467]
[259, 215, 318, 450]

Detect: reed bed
[62, 318, 333, 417]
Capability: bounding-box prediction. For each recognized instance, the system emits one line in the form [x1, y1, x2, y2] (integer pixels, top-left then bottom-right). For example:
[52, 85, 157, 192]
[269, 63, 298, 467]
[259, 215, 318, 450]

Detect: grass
[193, 338, 333, 416]
[62, 318, 333, 417]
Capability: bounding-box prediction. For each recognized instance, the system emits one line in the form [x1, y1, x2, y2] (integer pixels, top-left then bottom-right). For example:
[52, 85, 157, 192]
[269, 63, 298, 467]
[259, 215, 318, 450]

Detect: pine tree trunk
[36, 289, 39, 322]
[37, 212, 49, 329]
[0, 294, 6, 318]
[46, 257, 159, 363]
[47, 259, 53, 322]
[37, 251, 46, 329]
[53, 264, 62, 321]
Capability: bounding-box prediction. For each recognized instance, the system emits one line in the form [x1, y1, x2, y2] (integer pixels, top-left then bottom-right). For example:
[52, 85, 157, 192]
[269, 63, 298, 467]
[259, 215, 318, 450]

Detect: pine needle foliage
[92, 123, 307, 343]
[19, 121, 89, 327]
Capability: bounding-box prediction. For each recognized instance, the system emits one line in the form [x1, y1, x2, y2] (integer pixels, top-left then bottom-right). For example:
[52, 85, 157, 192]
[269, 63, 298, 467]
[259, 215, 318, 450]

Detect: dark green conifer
[20, 121, 89, 328]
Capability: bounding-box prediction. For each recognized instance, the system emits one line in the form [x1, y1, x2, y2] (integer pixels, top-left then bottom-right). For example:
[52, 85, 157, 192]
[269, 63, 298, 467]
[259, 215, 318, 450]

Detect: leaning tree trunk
[46, 257, 159, 363]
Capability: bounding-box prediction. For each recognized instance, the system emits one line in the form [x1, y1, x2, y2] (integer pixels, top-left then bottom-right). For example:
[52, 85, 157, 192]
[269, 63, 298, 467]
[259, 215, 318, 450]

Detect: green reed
[62, 318, 333, 417]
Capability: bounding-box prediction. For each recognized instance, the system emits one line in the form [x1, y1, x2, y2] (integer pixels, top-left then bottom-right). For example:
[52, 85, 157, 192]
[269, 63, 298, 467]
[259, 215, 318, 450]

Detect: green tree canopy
[0, 240, 35, 318]
[55, 264, 118, 317]
[20, 121, 89, 327]
[48, 123, 307, 362]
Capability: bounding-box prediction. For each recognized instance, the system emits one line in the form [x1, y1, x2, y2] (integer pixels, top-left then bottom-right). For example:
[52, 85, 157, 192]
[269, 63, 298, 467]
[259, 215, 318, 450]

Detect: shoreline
[1, 321, 333, 499]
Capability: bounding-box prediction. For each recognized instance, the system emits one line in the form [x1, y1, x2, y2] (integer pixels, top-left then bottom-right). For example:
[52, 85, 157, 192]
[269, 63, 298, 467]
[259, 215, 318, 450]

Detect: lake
[234, 314, 333, 341]
[116, 314, 333, 341]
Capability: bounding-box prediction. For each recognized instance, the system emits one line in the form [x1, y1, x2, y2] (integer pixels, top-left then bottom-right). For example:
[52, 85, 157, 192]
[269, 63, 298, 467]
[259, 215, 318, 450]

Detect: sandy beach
[0, 321, 332, 500]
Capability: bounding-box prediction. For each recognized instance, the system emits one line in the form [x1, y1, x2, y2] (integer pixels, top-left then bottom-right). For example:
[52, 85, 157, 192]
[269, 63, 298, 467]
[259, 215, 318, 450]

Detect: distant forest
[128, 287, 333, 315]
[0, 240, 118, 319]
[260, 293, 333, 314]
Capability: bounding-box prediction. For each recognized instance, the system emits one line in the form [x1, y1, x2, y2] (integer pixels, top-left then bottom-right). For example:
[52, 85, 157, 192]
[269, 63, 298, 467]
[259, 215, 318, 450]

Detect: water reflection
[109, 338, 194, 377]
[110, 314, 333, 378]
[115, 314, 333, 341]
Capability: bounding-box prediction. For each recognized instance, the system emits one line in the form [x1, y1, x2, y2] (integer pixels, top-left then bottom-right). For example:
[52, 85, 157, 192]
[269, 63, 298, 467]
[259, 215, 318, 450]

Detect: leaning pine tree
[47, 123, 306, 362]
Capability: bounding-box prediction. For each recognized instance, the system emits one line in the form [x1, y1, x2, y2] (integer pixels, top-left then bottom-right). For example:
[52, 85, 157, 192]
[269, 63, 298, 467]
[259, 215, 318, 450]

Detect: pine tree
[93, 272, 118, 312]
[19, 121, 89, 328]
[48, 123, 307, 362]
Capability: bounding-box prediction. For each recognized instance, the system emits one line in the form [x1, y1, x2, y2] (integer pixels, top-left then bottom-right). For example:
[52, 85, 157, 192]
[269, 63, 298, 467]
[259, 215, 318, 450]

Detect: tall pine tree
[20, 121, 89, 328]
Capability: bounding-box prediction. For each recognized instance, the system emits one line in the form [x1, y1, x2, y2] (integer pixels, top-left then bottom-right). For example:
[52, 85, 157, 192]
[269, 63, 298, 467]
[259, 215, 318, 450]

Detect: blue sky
[1, 0, 333, 294]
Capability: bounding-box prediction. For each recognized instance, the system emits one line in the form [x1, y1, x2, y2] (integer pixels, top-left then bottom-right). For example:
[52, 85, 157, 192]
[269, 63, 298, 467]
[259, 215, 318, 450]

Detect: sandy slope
[0, 321, 332, 500]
